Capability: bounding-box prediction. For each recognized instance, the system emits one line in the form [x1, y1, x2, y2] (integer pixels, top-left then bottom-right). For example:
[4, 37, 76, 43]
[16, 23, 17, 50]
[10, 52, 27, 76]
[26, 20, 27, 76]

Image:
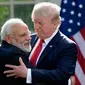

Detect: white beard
[12, 40, 31, 53]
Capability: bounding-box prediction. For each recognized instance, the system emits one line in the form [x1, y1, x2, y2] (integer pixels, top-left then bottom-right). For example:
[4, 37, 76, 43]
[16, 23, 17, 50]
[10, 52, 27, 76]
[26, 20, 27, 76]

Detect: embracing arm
[4, 57, 27, 78]
[4, 43, 78, 83]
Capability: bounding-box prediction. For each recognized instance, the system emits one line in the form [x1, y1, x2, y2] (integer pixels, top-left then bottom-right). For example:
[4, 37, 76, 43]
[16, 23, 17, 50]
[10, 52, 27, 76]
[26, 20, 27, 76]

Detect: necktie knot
[39, 39, 44, 44]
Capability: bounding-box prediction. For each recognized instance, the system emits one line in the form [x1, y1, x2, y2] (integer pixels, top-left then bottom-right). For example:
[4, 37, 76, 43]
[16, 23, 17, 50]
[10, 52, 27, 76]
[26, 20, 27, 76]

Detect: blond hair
[31, 2, 61, 22]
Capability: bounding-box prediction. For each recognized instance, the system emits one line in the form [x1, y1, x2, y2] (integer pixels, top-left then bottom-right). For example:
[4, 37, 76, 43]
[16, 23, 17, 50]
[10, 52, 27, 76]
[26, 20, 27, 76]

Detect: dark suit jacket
[0, 41, 32, 85]
[30, 31, 78, 85]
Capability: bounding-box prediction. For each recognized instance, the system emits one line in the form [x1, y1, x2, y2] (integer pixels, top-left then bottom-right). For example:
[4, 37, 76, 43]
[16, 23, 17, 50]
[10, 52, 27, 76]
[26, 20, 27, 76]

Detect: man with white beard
[0, 18, 32, 85]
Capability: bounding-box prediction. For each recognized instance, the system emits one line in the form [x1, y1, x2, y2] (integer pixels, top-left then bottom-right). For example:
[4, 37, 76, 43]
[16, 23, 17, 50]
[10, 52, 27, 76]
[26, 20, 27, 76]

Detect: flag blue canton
[60, 0, 85, 37]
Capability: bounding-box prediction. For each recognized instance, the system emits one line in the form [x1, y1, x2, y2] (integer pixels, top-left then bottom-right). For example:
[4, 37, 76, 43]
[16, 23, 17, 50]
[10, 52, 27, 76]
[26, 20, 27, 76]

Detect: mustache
[23, 40, 31, 45]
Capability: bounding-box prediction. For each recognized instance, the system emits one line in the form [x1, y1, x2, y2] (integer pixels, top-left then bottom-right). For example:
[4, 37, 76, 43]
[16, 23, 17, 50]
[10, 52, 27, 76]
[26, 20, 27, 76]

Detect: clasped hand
[4, 57, 27, 78]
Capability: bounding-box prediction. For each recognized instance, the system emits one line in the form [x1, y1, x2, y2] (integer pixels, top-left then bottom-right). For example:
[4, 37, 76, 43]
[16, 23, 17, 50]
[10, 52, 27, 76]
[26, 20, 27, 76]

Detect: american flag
[60, 0, 85, 85]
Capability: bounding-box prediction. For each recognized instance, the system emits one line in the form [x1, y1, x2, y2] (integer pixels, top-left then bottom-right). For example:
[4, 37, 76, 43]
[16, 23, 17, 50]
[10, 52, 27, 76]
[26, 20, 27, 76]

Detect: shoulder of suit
[31, 32, 37, 39]
[59, 31, 76, 45]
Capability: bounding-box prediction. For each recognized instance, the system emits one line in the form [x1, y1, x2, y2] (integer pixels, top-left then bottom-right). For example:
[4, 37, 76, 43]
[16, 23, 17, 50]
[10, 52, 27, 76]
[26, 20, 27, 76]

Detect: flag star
[69, 19, 73, 24]
[77, 22, 81, 26]
[63, 0, 67, 4]
[70, 11, 75, 15]
[72, 2, 76, 6]
[61, 17, 65, 21]
[62, 8, 66, 13]
[79, 4, 83, 8]
[68, 28, 72, 32]
[78, 13, 81, 17]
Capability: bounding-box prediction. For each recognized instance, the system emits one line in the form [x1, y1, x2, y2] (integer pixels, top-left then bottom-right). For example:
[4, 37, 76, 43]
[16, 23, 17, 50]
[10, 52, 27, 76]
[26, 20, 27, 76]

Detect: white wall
[35, 0, 61, 6]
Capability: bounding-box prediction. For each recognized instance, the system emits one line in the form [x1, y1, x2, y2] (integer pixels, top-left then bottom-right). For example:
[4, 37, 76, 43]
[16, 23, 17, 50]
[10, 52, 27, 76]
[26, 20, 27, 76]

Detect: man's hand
[4, 57, 27, 78]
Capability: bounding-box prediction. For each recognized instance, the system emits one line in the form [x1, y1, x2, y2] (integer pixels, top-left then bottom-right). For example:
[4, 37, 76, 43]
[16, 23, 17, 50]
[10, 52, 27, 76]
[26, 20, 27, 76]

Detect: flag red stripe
[75, 74, 81, 85]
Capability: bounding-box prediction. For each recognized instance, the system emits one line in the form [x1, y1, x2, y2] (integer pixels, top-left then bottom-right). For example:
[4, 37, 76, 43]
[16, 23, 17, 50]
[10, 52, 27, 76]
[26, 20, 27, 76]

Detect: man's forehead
[12, 24, 29, 34]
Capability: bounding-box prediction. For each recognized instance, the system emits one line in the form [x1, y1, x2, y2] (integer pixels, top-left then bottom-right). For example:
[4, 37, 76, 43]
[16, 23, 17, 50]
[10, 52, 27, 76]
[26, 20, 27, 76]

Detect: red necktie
[30, 39, 44, 66]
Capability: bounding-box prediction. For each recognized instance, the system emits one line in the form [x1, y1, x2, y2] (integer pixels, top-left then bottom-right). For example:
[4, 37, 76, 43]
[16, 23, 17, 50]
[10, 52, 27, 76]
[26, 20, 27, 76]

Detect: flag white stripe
[73, 31, 85, 58]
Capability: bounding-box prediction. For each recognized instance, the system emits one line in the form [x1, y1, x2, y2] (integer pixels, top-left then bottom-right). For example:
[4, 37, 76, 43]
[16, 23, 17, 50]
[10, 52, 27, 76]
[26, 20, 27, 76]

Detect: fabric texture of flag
[60, 0, 85, 85]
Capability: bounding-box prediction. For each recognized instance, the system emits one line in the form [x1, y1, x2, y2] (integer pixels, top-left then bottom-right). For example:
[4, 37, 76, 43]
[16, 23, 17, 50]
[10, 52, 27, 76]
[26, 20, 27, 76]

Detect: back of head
[31, 2, 61, 21]
[0, 18, 26, 41]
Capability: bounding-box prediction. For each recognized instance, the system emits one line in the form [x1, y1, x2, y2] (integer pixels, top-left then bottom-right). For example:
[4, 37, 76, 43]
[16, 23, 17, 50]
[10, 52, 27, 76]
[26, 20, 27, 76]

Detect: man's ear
[5, 35, 12, 44]
[53, 19, 61, 27]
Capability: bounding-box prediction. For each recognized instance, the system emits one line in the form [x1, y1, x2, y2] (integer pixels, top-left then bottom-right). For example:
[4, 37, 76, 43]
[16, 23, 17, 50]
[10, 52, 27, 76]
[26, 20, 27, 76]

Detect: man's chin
[24, 45, 31, 52]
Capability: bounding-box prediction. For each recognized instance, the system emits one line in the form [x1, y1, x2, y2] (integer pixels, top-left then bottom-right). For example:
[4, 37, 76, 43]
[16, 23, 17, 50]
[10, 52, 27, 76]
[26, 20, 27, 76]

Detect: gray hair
[1, 18, 26, 40]
[31, 2, 61, 21]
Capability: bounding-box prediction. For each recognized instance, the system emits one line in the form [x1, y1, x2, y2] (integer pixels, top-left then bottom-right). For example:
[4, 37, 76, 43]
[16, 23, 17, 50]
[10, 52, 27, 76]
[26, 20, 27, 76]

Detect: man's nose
[26, 34, 31, 41]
